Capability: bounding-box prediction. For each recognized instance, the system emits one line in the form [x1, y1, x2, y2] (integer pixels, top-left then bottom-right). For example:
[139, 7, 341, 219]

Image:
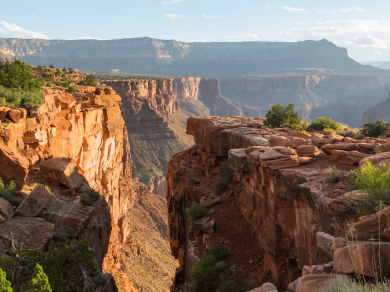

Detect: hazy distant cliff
[0, 38, 378, 77]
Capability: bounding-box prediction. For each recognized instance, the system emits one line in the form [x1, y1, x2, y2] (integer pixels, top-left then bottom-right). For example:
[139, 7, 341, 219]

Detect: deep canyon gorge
[2, 37, 390, 292]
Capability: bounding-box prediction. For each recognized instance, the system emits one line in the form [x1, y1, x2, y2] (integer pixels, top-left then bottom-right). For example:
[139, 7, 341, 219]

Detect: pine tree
[0, 268, 12, 292]
[20, 264, 52, 292]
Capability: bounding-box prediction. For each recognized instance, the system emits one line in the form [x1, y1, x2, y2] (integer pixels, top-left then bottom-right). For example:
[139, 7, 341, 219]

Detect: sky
[0, 0, 390, 62]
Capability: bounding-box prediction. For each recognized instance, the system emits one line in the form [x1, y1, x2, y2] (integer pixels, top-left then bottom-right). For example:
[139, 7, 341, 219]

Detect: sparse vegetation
[321, 276, 390, 292]
[323, 128, 336, 135]
[77, 74, 97, 86]
[191, 254, 217, 292]
[0, 85, 44, 108]
[347, 161, 390, 214]
[80, 189, 100, 206]
[264, 103, 301, 128]
[68, 86, 76, 93]
[326, 166, 341, 183]
[0, 178, 17, 203]
[361, 119, 390, 138]
[213, 162, 234, 196]
[187, 202, 207, 225]
[55, 226, 73, 243]
[209, 244, 229, 261]
[309, 117, 341, 131]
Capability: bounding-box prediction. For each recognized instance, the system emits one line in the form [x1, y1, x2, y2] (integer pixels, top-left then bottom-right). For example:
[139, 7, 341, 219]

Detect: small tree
[62, 67, 67, 72]
[54, 69, 61, 76]
[20, 264, 52, 292]
[49, 64, 54, 69]
[361, 119, 390, 138]
[0, 268, 12, 292]
[264, 103, 301, 128]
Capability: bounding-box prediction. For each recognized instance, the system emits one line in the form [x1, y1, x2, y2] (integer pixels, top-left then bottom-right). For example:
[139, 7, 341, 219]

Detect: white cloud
[374, 51, 383, 55]
[202, 14, 223, 19]
[31, 14, 39, 19]
[291, 20, 390, 37]
[266, 4, 271, 8]
[162, 0, 183, 5]
[164, 14, 185, 20]
[339, 6, 363, 12]
[352, 35, 388, 49]
[0, 21, 48, 39]
[282, 5, 306, 12]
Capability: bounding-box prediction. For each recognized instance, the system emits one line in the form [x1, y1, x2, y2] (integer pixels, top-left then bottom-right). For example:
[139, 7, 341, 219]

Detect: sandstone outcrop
[39, 158, 82, 190]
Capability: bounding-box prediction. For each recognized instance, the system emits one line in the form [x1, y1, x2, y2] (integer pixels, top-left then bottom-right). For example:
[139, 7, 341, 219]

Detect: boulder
[39, 158, 82, 189]
[0, 143, 29, 189]
[265, 157, 300, 169]
[298, 157, 312, 164]
[287, 274, 337, 292]
[375, 142, 390, 154]
[39, 200, 94, 237]
[249, 283, 278, 292]
[333, 241, 390, 277]
[360, 152, 390, 166]
[285, 131, 311, 139]
[0, 107, 10, 121]
[311, 134, 343, 147]
[201, 197, 222, 208]
[15, 184, 52, 217]
[194, 217, 210, 231]
[8, 109, 21, 123]
[55, 94, 76, 109]
[0, 198, 14, 220]
[351, 207, 389, 241]
[297, 145, 320, 157]
[0, 217, 55, 254]
[202, 220, 215, 233]
[17, 108, 27, 119]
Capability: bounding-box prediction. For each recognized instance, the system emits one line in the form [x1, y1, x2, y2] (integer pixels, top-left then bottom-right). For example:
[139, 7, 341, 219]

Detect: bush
[345, 130, 357, 137]
[214, 261, 228, 274]
[309, 117, 341, 131]
[326, 166, 341, 183]
[264, 103, 301, 128]
[356, 133, 365, 140]
[323, 128, 336, 135]
[0, 85, 44, 109]
[209, 244, 229, 261]
[213, 162, 234, 196]
[0, 268, 12, 292]
[218, 280, 255, 292]
[187, 202, 207, 225]
[62, 67, 67, 72]
[92, 270, 108, 287]
[55, 226, 72, 243]
[54, 69, 61, 76]
[361, 120, 390, 138]
[49, 64, 54, 69]
[347, 161, 390, 214]
[68, 86, 76, 93]
[78, 74, 97, 86]
[0, 178, 17, 202]
[0, 255, 15, 282]
[80, 190, 100, 206]
[20, 263, 52, 292]
[0, 58, 41, 91]
[191, 254, 217, 292]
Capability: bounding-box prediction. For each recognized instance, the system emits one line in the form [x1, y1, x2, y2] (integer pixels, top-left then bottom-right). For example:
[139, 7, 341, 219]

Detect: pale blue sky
[1, 0, 390, 61]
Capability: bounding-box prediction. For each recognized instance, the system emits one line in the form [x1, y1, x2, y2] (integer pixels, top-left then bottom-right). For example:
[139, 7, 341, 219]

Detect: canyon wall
[0, 85, 141, 291]
[220, 74, 390, 127]
[362, 91, 390, 124]
[0, 38, 381, 78]
[167, 116, 390, 291]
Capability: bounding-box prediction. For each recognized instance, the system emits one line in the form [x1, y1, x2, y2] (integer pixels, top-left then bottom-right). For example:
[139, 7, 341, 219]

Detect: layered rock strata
[0, 85, 139, 291]
[167, 116, 390, 291]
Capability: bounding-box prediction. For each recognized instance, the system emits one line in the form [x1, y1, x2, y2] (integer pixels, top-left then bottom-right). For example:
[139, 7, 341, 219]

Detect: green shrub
[347, 161, 390, 214]
[191, 254, 217, 292]
[309, 117, 341, 131]
[92, 270, 108, 287]
[356, 133, 365, 140]
[55, 226, 72, 243]
[213, 162, 234, 196]
[326, 166, 341, 183]
[68, 86, 76, 93]
[78, 74, 97, 86]
[44, 185, 55, 199]
[0, 178, 17, 202]
[323, 128, 336, 135]
[49, 64, 54, 69]
[0, 58, 40, 91]
[80, 190, 100, 206]
[264, 103, 301, 128]
[54, 69, 61, 76]
[361, 120, 390, 138]
[81, 194, 93, 206]
[187, 202, 207, 225]
[214, 261, 228, 274]
[209, 244, 229, 261]
[0, 86, 44, 108]
[217, 279, 255, 292]
[345, 130, 357, 137]
[62, 67, 67, 72]
[0, 268, 12, 292]
[20, 263, 52, 292]
[0, 255, 16, 282]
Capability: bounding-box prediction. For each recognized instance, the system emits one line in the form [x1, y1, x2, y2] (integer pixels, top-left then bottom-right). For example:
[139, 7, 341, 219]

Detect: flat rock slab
[202, 220, 215, 233]
[0, 198, 14, 220]
[15, 184, 51, 217]
[0, 216, 55, 254]
[39, 158, 82, 189]
[201, 197, 222, 208]
[39, 200, 94, 237]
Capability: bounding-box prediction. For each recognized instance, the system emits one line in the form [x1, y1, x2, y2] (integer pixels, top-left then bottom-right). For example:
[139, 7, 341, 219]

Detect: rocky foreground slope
[0, 84, 177, 291]
[167, 116, 390, 291]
